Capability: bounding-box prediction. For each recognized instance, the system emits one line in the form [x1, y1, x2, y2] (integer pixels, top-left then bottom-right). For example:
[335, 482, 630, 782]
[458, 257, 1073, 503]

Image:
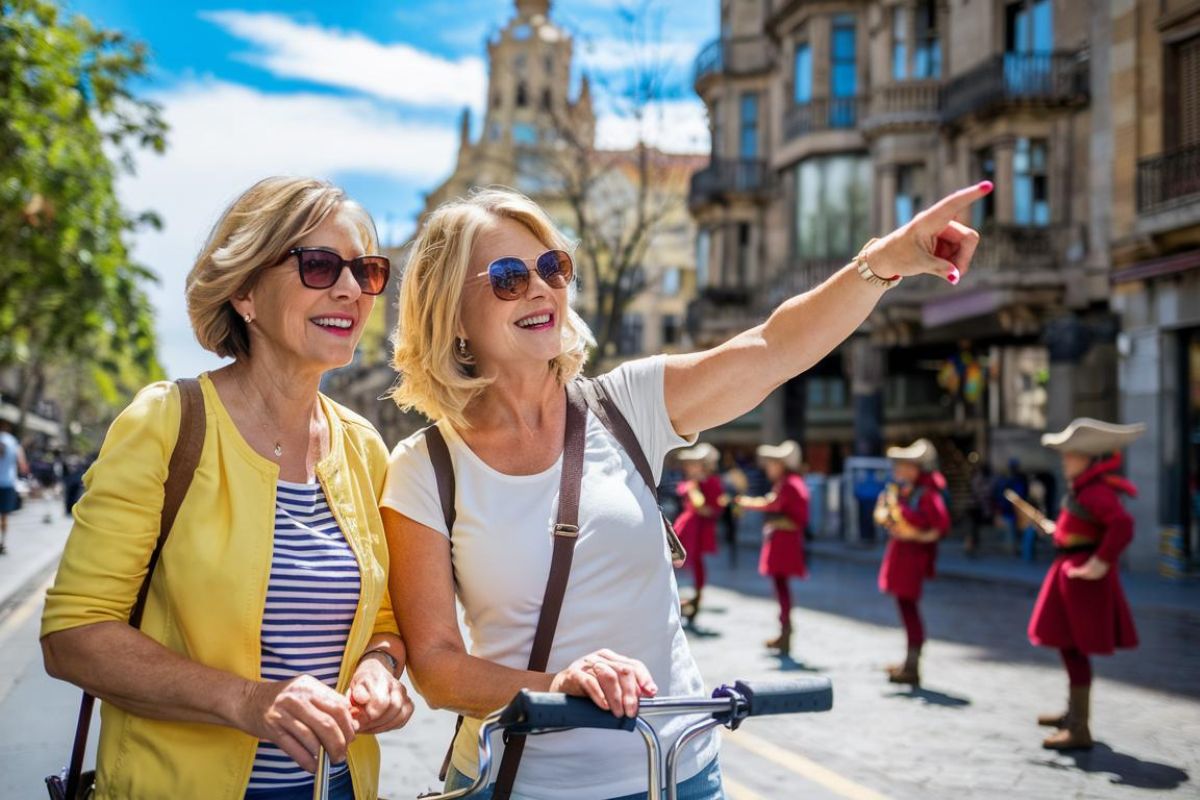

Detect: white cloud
[595, 98, 710, 154]
[121, 79, 459, 378]
[202, 11, 487, 110]
[575, 37, 699, 73]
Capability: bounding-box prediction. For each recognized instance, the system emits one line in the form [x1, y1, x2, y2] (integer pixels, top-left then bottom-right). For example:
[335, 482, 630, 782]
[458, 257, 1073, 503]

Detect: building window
[794, 43, 812, 104]
[512, 122, 538, 145]
[662, 267, 681, 296]
[514, 53, 528, 71]
[618, 313, 644, 356]
[739, 92, 759, 159]
[544, 54, 554, 74]
[794, 154, 872, 259]
[516, 82, 529, 107]
[831, 14, 857, 98]
[1013, 138, 1049, 225]
[892, 7, 909, 80]
[735, 222, 751, 286]
[973, 147, 997, 227]
[895, 164, 924, 226]
[1167, 34, 1200, 149]
[662, 314, 680, 346]
[1005, 0, 1052, 54]
[541, 88, 553, 111]
[696, 229, 711, 288]
[914, 0, 941, 78]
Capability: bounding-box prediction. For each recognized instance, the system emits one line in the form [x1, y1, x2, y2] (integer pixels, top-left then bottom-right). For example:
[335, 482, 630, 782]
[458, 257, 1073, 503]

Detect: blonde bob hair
[390, 187, 593, 429]
[186, 176, 378, 360]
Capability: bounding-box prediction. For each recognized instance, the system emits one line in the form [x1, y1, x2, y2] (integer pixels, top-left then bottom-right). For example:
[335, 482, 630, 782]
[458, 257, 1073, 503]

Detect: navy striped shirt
[247, 480, 361, 792]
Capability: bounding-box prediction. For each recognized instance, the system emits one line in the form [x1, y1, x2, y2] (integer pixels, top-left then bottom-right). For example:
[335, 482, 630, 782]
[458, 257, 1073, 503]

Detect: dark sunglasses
[478, 249, 574, 301]
[288, 247, 391, 296]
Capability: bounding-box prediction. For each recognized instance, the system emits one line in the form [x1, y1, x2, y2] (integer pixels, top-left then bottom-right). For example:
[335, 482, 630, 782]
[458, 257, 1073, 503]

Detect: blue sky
[64, 0, 717, 377]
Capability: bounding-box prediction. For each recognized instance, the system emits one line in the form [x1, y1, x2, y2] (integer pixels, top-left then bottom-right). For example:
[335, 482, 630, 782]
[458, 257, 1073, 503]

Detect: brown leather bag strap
[580, 378, 687, 564]
[492, 381, 588, 800]
[63, 378, 206, 799]
[424, 425, 457, 534]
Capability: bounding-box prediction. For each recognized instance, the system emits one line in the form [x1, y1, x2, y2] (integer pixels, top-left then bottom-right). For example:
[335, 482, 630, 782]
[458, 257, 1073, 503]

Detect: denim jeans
[444, 756, 723, 800]
[243, 767, 355, 800]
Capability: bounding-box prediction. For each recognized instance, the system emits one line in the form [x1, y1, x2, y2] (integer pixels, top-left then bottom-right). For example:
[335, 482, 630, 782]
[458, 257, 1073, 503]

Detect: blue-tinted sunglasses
[477, 250, 574, 300]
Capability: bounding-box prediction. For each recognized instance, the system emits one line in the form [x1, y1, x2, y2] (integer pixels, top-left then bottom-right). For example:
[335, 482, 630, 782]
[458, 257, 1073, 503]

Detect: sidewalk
[806, 537, 1200, 616]
[0, 496, 72, 616]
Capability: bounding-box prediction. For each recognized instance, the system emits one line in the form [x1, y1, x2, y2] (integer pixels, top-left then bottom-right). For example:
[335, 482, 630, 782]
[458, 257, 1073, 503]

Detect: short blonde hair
[186, 176, 378, 359]
[390, 187, 593, 428]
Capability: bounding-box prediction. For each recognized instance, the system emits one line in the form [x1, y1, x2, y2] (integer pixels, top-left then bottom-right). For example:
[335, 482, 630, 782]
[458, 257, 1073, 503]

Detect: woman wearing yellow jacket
[40, 177, 413, 800]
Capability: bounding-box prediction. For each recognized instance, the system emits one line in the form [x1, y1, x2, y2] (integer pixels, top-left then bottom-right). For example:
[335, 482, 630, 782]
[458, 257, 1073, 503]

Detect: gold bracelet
[854, 238, 902, 290]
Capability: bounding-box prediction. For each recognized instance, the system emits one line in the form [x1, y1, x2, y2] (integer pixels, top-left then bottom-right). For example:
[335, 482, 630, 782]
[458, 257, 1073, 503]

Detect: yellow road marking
[723, 775, 770, 800]
[725, 728, 891, 800]
[0, 574, 53, 646]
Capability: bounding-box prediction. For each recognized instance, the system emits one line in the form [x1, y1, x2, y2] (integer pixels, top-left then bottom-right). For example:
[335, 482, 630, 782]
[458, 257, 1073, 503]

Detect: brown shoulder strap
[492, 382, 588, 800]
[580, 378, 687, 564]
[64, 378, 205, 799]
[424, 425, 456, 534]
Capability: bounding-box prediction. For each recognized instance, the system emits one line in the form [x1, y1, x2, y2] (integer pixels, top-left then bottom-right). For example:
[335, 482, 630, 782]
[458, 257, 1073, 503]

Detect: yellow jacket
[41, 374, 399, 799]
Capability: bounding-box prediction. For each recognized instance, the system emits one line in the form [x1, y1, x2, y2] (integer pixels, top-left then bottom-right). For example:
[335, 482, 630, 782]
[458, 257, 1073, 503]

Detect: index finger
[918, 181, 993, 227]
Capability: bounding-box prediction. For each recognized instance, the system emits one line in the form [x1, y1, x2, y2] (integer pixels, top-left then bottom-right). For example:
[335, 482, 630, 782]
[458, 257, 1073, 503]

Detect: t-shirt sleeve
[380, 428, 451, 539]
[596, 355, 697, 484]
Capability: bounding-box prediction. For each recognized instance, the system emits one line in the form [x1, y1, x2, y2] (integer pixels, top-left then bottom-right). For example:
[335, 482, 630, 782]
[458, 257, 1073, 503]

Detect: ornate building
[689, 0, 1110, 522]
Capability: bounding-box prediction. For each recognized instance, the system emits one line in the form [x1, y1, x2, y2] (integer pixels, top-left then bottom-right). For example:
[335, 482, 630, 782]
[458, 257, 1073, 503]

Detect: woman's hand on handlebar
[549, 649, 657, 718]
[238, 675, 357, 773]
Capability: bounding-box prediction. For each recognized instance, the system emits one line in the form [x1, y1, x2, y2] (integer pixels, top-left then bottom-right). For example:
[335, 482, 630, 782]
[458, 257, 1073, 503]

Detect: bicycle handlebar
[729, 677, 833, 717]
[497, 690, 640, 734]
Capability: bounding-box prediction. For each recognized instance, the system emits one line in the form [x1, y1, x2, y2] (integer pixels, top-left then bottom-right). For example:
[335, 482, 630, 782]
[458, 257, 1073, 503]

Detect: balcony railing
[862, 81, 942, 132]
[689, 158, 774, 209]
[1138, 145, 1200, 214]
[969, 223, 1081, 274]
[762, 256, 852, 308]
[685, 285, 759, 341]
[942, 51, 1089, 123]
[784, 96, 866, 141]
[693, 36, 775, 87]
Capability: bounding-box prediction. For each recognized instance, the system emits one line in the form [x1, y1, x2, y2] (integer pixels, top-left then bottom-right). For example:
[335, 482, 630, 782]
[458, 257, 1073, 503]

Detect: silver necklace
[234, 372, 285, 458]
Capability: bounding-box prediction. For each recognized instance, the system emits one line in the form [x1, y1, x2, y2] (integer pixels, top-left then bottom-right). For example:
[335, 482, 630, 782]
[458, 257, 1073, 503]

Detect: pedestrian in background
[0, 419, 28, 554]
[1029, 418, 1144, 751]
[737, 440, 810, 657]
[874, 438, 951, 686]
[673, 442, 725, 627]
[40, 177, 412, 799]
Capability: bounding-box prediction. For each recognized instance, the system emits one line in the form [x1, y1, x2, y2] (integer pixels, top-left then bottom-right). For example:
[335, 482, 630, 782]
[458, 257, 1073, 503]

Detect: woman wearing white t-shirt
[382, 182, 993, 799]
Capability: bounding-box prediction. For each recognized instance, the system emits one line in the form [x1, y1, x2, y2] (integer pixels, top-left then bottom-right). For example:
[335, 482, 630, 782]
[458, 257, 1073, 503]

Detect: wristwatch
[361, 648, 400, 678]
[854, 238, 902, 290]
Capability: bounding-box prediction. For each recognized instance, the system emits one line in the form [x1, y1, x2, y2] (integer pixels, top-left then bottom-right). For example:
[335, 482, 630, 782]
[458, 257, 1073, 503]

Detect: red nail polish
[978, 180, 994, 193]
[948, 268, 961, 285]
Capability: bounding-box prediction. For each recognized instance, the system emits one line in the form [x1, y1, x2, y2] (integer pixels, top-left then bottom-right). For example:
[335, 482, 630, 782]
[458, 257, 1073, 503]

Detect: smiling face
[232, 209, 375, 375]
[458, 216, 569, 374]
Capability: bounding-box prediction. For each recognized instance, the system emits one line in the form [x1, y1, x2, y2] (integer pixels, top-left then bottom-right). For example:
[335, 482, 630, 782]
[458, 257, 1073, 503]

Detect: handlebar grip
[735, 677, 833, 716]
[497, 690, 639, 734]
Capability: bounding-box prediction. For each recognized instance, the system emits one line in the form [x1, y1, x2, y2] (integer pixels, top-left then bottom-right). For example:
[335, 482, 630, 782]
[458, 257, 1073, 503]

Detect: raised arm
[664, 183, 992, 437]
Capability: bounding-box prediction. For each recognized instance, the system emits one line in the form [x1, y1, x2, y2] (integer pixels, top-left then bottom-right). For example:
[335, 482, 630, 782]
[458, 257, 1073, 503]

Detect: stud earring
[456, 338, 470, 358]
[244, 313, 253, 324]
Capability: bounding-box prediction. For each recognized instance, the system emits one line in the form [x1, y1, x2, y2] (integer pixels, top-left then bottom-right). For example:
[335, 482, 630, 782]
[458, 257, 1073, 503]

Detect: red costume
[1028, 454, 1139, 655]
[757, 473, 810, 578]
[674, 475, 723, 557]
[877, 471, 951, 601]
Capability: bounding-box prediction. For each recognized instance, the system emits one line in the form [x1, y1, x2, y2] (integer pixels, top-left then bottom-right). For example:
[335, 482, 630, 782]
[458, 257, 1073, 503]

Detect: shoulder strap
[492, 381, 588, 800]
[579, 377, 687, 565]
[423, 425, 456, 534]
[64, 378, 205, 800]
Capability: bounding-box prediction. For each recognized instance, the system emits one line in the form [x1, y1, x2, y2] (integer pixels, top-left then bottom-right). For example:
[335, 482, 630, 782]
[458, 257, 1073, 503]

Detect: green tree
[0, 0, 167, 443]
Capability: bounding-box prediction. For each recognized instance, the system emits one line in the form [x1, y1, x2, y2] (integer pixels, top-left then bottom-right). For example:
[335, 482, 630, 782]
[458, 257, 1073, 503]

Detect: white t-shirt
[382, 356, 717, 799]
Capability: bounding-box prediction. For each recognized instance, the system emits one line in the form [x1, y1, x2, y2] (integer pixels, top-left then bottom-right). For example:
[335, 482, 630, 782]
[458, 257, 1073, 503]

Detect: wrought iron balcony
[693, 36, 775, 88]
[762, 256, 852, 308]
[968, 223, 1081, 275]
[689, 158, 774, 210]
[784, 96, 866, 141]
[1138, 145, 1200, 214]
[685, 285, 759, 342]
[862, 81, 942, 133]
[942, 51, 1089, 123]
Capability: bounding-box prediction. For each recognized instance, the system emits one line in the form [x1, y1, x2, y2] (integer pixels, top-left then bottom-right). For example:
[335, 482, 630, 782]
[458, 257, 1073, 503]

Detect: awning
[0, 401, 63, 438]
[1111, 248, 1200, 284]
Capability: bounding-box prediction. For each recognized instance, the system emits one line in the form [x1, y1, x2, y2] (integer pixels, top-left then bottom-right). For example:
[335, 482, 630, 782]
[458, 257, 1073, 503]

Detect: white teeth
[517, 313, 551, 328]
[313, 317, 352, 329]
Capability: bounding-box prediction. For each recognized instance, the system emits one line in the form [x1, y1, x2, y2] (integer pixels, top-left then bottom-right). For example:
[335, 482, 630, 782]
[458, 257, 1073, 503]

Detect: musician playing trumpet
[874, 439, 951, 686]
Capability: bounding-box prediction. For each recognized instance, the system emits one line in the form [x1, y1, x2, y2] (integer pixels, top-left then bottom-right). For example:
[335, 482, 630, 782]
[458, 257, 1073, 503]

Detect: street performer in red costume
[875, 438, 951, 686]
[737, 440, 809, 657]
[1027, 418, 1145, 750]
[673, 442, 726, 626]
